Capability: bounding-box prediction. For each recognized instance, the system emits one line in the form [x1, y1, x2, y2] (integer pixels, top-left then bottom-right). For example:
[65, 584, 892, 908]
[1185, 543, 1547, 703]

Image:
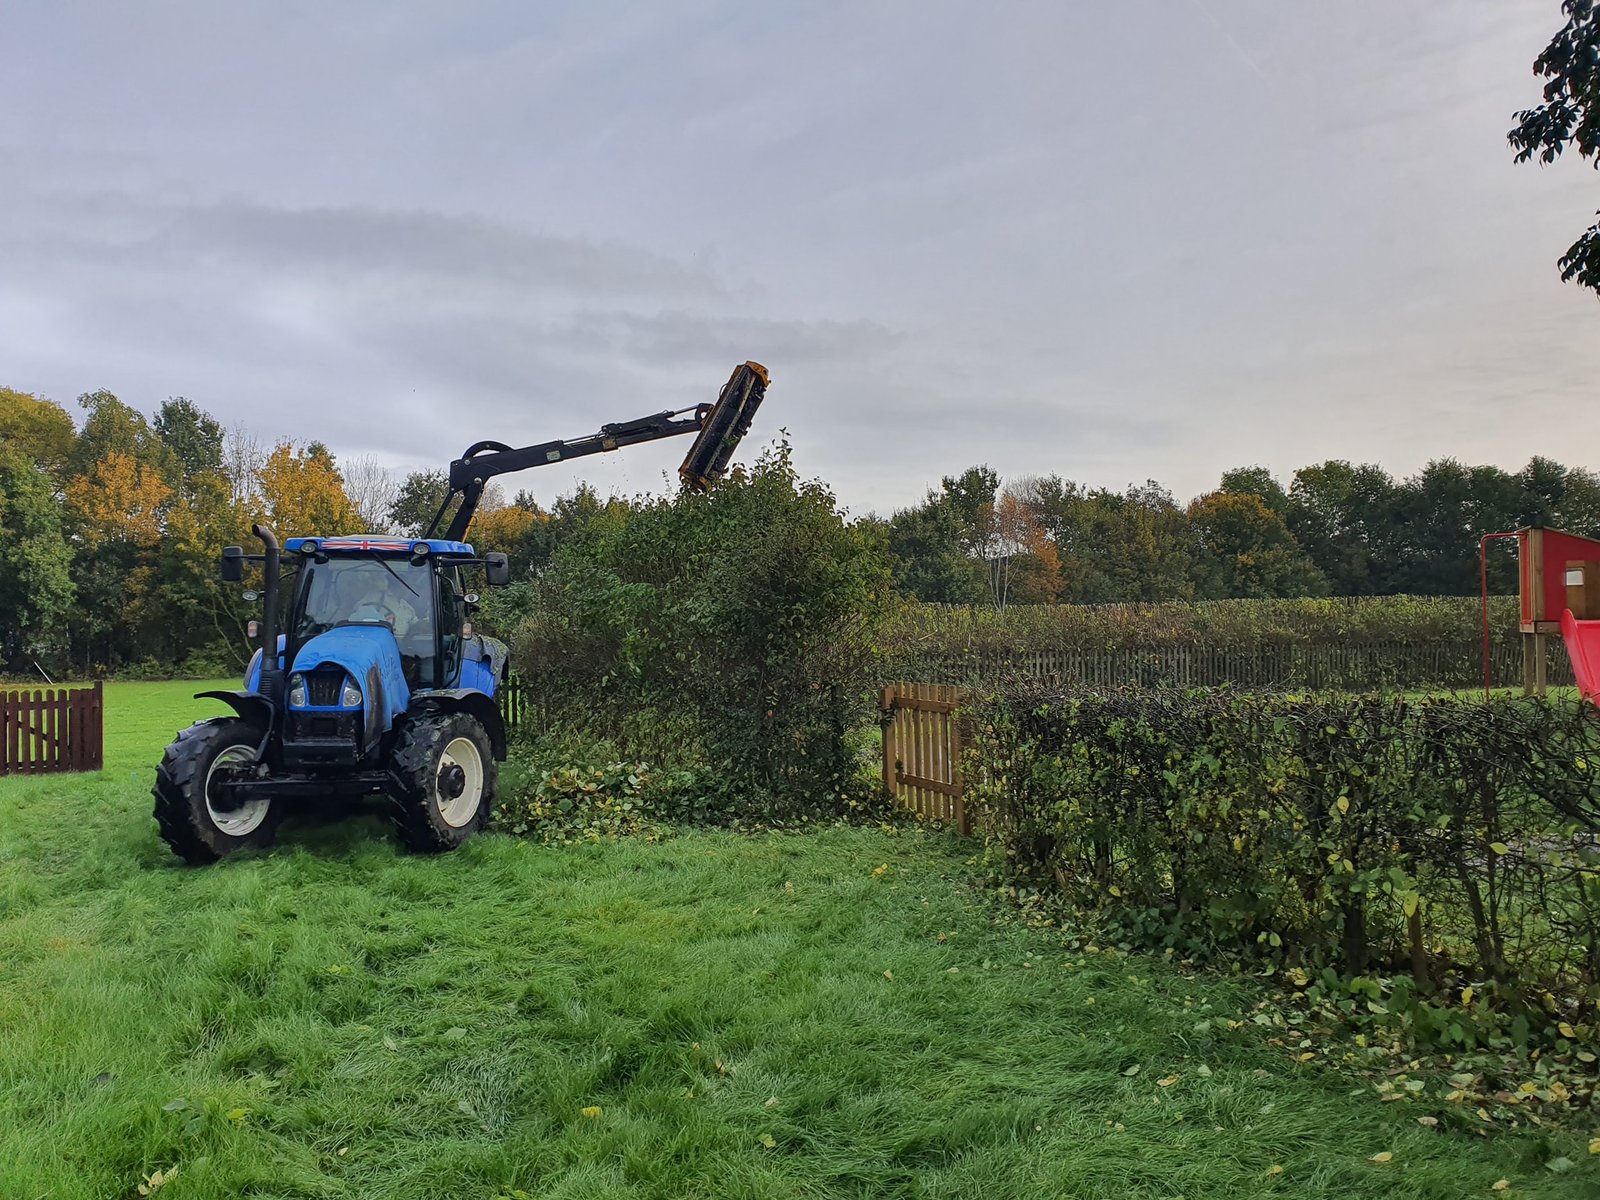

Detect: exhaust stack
[252, 523, 283, 705]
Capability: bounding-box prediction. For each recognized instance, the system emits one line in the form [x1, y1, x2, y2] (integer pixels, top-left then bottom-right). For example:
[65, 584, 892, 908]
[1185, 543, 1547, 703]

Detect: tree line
[0, 387, 594, 677]
[878, 459, 1600, 608]
[4, 383, 1598, 675]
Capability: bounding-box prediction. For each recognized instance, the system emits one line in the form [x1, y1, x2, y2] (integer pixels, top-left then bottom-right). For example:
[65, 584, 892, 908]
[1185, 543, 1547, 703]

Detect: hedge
[882, 596, 1568, 691]
[966, 688, 1600, 1039]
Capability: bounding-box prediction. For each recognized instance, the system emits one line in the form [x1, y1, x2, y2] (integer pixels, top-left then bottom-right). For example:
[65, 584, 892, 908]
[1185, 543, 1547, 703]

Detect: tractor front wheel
[388, 712, 496, 852]
[152, 718, 282, 864]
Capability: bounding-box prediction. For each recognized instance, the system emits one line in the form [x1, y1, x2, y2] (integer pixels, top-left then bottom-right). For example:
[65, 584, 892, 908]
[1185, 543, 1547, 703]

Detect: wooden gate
[880, 682, 969, 834]
[498, 673, 531, 731]
[0, 682, 105, 776]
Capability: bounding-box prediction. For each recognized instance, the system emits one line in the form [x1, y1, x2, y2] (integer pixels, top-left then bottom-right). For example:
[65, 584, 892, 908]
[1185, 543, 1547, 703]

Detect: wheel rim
[436, 737, 485, 828]
[205, 744, 269, 837]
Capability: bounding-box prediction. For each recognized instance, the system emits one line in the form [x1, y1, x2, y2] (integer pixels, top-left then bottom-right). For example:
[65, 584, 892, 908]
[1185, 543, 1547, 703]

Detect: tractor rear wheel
[388, 712, 496, 852]
[152, 718, 282, 864]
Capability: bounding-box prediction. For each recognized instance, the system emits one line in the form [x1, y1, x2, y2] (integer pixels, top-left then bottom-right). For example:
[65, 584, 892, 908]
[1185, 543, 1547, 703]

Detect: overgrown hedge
[967, 688, 1600, 1040]
[883, 596, 1566, 690]
[508, 441, 894, 819]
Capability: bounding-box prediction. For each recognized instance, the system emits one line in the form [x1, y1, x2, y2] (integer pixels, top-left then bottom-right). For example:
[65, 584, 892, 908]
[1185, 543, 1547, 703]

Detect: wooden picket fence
[880, 682, 969, 834]
[0, 682, 105, 775]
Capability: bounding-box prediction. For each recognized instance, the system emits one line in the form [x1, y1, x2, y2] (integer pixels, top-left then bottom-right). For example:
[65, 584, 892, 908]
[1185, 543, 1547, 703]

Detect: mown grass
[0, 683, 1594, 1198]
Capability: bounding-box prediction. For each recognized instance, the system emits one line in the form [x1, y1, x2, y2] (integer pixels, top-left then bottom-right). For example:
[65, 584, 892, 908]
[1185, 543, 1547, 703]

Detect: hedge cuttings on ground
[966, 687, 1600, 1046]
[506, 440, 895, 822]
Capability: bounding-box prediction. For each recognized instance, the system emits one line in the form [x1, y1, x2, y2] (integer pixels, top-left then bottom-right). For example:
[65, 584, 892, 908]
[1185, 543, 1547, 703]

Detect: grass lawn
[1, 682, 1595, 1198]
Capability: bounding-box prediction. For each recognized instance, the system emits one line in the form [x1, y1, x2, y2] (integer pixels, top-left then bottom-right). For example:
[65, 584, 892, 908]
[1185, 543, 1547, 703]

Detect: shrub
[967, 687, 1600, 1040]
[509, 441, 894, 818]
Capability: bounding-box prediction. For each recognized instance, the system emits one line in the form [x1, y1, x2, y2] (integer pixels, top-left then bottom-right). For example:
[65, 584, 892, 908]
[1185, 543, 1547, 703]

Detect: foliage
[511, 440, 893, 816]
[1510, 0, 1600, 297]
[493, 751, 673, 846]
[886, 456, 1600, 606]
[0, 447, 75, 665]
[1187, 490, 1328, 600]
[0, 387, 75, 481]
[882, 593, 1542, 690]
[966, 687, 1600, 1040]
[883, 489, 987, 604]
[387, 468, 453, 537]
[152, 397, 224, 492]
[255, 440, 360, 536]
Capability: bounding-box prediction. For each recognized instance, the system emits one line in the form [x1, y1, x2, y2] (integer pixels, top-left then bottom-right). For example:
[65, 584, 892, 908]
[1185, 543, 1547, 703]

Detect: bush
[509, 441, 894, 818]
[967, 687, 1600, 1040]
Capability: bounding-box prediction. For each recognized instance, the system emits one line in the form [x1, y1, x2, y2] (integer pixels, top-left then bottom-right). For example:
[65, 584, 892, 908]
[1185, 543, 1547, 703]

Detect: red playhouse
[1481, 526, 1600, 699]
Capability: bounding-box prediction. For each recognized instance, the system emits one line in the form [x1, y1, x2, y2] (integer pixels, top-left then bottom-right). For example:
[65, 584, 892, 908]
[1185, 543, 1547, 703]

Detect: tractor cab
[227, 535, 512, 775]
[284, 537, 489, 693]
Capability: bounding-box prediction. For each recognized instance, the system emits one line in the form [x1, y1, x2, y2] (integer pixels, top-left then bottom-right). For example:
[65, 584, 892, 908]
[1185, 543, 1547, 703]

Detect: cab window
[438, 569, 466, 685]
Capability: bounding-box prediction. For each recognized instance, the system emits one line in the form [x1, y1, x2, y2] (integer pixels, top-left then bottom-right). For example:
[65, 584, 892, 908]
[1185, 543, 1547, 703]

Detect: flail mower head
[678, 361, 770, 491]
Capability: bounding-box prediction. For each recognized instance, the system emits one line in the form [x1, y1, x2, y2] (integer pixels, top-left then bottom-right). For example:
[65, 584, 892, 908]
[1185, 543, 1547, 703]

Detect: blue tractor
[153, 362, 769, 863]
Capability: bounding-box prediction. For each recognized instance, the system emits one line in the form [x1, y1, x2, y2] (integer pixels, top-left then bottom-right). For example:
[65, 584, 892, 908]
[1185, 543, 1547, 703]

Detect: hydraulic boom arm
[427, 361, 769, 541]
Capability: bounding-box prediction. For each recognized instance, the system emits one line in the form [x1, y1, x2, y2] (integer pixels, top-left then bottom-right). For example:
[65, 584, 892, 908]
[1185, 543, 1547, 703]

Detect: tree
[885, 492, 987, 603]
[0, 388, 75, 482]
[0, 446, 75, 667]
[256, 442, 360, 536]
[471, 503, 549, 578]
[1065, 483, 1199, 603]
[941, 465, 1000, 554]
[1188, 491, 1329, 599]
[1286, 461, 1401, 594]
[71, 389, 157, 477]
[972, 488, 1062, 608]
[340, 455, 401, 533]
[1510, 1, 1600, 297]
[1218, 465, 1291, 519]
[1546, 464, 1600, 535]
[1386, 460, 1525, 595]
[221, 424, 267, 509]
[154, 397, 224, 488]
[389, 470, 451, 537]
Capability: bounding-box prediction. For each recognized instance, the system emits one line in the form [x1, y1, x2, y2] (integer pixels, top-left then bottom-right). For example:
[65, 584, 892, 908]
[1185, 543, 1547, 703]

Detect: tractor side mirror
[220, 546, 244, 582]
[484, 553, 510, 587]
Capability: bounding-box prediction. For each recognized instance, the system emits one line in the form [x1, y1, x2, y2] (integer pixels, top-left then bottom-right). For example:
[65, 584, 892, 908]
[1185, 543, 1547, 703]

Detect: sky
[3, 0, 1597, 517]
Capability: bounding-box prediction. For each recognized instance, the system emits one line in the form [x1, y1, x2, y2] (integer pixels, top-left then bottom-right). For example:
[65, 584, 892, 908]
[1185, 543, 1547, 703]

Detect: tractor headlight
[340, 676, 362, 708]
[287, 672, 307, 708]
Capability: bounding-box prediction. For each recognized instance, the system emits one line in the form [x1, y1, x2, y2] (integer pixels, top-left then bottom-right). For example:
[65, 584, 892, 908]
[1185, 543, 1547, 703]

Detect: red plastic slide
[1561, 609, 1600, 703]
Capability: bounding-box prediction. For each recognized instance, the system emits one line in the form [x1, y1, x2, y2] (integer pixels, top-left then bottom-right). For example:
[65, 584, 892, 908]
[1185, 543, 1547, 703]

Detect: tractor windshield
[294, 557, 437, 687]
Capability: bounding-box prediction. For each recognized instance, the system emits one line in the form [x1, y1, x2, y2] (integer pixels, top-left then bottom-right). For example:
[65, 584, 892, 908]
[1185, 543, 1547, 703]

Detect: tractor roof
[283, 535, 477, 557]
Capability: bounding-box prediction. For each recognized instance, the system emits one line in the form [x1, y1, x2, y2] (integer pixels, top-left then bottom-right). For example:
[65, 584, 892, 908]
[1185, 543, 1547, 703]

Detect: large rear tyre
[152, 718, 282, 864]
[388, 712, 496, 853]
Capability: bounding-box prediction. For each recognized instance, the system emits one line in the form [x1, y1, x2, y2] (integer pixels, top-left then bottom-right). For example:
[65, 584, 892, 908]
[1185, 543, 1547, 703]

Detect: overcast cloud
[3, 0, 1596, 514]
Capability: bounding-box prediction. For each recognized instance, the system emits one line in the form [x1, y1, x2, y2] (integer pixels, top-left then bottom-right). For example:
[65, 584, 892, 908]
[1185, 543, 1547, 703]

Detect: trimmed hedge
[966, 688, 1600, 1037]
